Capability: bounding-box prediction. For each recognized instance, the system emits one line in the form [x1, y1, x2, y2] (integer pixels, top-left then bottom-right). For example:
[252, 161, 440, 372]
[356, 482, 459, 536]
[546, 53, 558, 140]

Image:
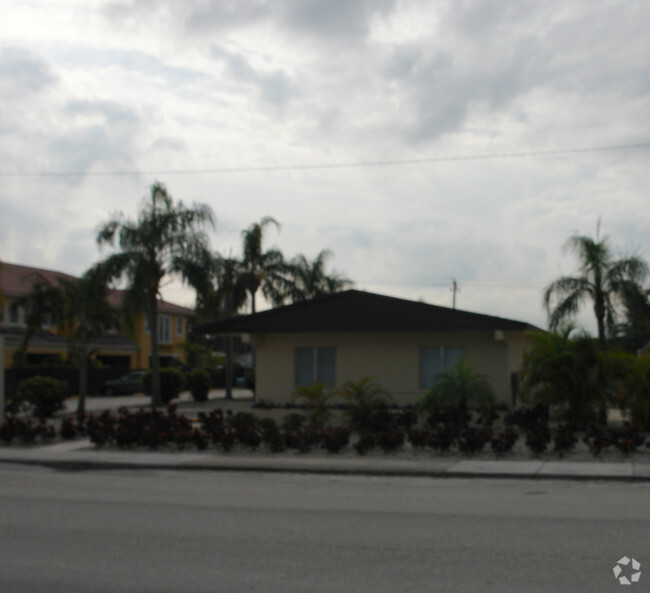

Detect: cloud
[0, 47, 57, 98]
[277, 0, 396, 41]
[210, 45, 294, 107]
[105, 0, 397, 42]
[44, 100, 142, 179]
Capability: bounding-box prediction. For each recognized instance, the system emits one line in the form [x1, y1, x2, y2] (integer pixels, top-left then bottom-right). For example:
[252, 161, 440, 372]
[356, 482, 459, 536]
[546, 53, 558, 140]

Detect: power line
[1, 141, 648, 178]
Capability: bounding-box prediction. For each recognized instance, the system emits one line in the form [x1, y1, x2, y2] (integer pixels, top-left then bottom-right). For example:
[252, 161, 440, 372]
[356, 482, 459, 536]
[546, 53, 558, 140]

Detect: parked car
[102, 370, 146, 396]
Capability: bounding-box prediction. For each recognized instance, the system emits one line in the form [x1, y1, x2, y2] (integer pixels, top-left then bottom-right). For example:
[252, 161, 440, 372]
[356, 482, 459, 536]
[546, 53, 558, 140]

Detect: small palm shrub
[338, 376, 392, 431]
[143, 368, 185, 404]
[18, 376, 67, 418]
[419, 359, 495, 433]
[293, 382, 336, 428]
[186, 369, 211, 402]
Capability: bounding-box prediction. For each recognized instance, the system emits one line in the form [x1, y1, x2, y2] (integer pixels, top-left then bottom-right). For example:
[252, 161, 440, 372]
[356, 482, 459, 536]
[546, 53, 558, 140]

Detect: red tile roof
[108, 290, 195, 315]
[0, 262, 76, 296]
[0, 262, 194, 315]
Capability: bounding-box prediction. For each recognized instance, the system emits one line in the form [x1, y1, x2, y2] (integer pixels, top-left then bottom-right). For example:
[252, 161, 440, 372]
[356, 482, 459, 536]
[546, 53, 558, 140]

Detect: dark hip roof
[198, 290, 536, 334]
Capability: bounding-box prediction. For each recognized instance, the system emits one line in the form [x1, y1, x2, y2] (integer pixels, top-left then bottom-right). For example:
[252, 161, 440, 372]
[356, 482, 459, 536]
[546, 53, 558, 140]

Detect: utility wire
[1, 141, 648, 178]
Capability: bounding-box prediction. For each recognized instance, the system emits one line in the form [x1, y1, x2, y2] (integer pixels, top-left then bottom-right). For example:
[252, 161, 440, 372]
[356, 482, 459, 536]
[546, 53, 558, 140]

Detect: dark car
[102, 370, 146, 396]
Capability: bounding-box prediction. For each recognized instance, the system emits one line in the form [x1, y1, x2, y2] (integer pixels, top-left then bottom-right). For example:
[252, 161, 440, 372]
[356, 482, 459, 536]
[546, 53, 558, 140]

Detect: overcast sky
[1, 0, 649, 332]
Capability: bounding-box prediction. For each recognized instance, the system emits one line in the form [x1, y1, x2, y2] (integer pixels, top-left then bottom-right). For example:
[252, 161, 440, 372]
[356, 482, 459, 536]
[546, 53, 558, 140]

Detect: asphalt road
[0, 464, 648, 593]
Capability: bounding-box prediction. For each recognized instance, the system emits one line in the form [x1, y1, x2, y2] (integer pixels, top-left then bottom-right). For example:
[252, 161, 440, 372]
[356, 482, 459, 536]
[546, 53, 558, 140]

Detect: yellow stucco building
[0, 262, 194, 370]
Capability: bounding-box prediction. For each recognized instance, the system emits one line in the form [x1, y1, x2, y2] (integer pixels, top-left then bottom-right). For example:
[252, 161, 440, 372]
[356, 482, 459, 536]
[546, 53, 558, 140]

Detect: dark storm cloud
[0, 47, 57, 97]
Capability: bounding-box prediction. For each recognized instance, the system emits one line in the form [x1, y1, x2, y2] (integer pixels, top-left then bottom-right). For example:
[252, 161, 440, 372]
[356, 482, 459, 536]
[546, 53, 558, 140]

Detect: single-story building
[199, 290, 540, 406]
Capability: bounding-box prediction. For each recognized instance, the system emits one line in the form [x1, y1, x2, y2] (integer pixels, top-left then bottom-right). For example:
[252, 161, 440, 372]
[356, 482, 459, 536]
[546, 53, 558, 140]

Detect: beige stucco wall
[252, 330, 533, 406]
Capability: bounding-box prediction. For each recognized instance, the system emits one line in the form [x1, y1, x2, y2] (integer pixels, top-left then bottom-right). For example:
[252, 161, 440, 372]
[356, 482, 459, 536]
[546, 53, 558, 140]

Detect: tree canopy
[97, 182, 215, 407]
[544, 225, 648, 349]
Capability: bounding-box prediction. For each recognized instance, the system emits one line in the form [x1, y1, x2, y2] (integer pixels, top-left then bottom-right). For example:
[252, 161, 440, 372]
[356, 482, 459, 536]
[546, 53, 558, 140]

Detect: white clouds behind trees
[1, 0, 649, 333]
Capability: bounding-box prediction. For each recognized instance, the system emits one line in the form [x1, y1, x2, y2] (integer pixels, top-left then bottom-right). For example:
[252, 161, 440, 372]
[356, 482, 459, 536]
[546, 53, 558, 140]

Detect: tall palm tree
[544, 226, 648, 349]
[240, 217, 287, 313]
[197, 253, 249, 399]
[11, 280, 64, 366]
[57, 266, 118, 415]
[286, 250, 353, 303]
[97, 181, 215, 407]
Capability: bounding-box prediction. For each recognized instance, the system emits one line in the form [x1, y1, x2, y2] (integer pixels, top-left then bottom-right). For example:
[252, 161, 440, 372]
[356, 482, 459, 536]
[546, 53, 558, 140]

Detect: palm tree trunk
[594, 272, 607, 350]
[149, 292, 163, 407]
[225, 336, 234, 400]
[76, 333, 88, 415]
[224, 287, 235, 400]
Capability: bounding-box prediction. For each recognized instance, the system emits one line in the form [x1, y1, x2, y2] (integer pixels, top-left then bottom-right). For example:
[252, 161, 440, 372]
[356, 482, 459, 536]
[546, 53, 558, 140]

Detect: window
[419, 346, 464, 389]
[176, 316, 184, 337]
[295, 347, 336, 387]
[146, 315, 172, 343]
[9, 303, 20, 325]
[158, 315, 171, 344]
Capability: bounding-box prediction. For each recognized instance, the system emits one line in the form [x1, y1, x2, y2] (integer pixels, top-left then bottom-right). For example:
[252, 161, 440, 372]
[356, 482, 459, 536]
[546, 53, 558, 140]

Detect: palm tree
[544, 225, 648, 349]
[293, 382, 336, 428]
[520, 326, 624, 428]
[10, 280, 64, 366]
[57, 266, 118, 415]
[240, 217, 287, 313]
[286, 250, 353, 303]
[419, 358, 495, 428]
[616, 281, 650, 352]
[198, 253, 249, 399]
[338, 376, 391, 431]
[97, 181, 215, 407]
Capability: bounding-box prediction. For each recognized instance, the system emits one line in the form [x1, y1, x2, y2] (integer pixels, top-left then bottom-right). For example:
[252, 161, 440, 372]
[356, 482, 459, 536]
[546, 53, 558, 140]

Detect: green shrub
[143, 368, 185, 404]
[320, 427, 351, 453]
[17, 376, 67, 418]
[281, 413, 306, 431]
[186, 369, 211, 402]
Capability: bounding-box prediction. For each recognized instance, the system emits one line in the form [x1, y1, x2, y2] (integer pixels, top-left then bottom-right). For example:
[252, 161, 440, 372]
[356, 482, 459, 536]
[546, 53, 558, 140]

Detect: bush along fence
[1, 403, 650, 458]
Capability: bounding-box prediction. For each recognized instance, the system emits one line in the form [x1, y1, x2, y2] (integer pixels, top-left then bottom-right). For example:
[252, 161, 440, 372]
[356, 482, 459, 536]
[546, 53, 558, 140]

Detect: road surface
[0, 464, 647, 592]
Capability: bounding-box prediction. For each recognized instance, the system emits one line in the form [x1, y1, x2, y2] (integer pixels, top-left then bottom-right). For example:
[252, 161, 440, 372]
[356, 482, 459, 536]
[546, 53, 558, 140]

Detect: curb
[1, 455, 648, 481]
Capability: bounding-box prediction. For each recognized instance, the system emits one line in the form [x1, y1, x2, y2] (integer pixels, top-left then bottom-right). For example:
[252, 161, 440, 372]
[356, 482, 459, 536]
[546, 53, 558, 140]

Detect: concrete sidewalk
[1, 438, 649, 480]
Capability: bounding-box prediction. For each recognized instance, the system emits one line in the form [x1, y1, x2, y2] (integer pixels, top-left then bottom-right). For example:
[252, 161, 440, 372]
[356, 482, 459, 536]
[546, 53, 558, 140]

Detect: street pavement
[3, 465, 647, 592]
[1, 390, 647, 481]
